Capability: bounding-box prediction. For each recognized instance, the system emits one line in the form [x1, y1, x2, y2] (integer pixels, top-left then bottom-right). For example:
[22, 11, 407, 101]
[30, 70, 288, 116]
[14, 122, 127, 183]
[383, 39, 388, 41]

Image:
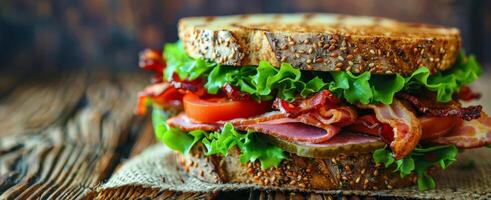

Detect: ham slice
[359, 100, 422, 160]
[430, 113, 491, 148]
[167, 107, 355, 144]
[239, 122, 334, 143]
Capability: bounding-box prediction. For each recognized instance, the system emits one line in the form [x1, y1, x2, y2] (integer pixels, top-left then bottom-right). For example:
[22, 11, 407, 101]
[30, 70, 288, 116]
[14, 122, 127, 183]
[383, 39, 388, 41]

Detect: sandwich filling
[137, 42, 491, 191]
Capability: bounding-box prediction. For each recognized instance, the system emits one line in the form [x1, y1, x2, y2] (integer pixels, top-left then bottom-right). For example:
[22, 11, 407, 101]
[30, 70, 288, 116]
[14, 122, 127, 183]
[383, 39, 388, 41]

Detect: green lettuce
[153, 107, 287, 169]
[163, 41, 481, 104]
[373, 145, 458, 191]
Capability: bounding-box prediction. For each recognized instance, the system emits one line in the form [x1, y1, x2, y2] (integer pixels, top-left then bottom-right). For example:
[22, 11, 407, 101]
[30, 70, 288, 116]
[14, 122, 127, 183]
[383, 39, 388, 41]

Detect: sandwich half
[136, 13, 491, 191]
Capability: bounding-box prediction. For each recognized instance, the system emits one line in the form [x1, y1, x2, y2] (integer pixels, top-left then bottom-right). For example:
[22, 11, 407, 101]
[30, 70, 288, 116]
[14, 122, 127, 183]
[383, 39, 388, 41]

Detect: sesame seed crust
[178, 13, 461, 75]
[177, 144, 415, 190]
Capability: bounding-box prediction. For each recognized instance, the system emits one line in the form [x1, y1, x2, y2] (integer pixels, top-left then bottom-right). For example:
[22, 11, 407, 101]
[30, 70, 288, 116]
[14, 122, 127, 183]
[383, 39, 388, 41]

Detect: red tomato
[183, 93, 272, 123]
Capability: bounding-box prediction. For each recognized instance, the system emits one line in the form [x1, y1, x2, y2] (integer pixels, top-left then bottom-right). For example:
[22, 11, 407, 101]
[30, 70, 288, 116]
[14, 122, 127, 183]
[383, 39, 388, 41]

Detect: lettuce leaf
[153, 107, 287, 169]
[163, 41, 481, 104]
[373, 145, 458, 191]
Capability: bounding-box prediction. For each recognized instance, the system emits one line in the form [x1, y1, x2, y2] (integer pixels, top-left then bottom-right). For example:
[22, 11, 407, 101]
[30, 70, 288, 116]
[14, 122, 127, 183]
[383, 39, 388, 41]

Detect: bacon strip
[430, 113, 491, 148]
[273, 90, 339, 117]
[359, 100, 422, 160]
[397, 92, 482, 120]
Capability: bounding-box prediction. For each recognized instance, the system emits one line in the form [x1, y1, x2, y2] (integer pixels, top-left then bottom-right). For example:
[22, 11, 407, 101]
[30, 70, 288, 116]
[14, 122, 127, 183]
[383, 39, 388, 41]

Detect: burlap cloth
[98, 144, 491, 199]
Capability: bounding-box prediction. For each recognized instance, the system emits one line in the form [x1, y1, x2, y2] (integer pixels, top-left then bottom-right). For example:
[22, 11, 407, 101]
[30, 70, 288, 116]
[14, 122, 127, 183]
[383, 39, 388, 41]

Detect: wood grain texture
[0, 73, 148, 199]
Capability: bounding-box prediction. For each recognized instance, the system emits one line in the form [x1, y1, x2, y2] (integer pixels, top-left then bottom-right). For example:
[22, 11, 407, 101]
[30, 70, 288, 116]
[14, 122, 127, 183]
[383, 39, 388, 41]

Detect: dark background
[1, 0, 490, 74]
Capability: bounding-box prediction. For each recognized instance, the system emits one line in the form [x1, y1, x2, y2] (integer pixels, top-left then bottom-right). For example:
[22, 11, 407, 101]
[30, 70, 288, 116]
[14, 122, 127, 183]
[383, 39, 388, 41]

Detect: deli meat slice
[359, 100, 422, 160]
[430, 113, 491, 148]
[167, 110, 347, 143]
[239, 122, 334, 143]
[167, 113, 220, 132]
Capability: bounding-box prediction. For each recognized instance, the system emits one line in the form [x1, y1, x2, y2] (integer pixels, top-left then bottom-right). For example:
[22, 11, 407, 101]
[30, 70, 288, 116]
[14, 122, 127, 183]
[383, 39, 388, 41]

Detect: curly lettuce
[163, 41, 481, 104]
[153, 107, 287, 169]
[373, 145, 458, 191]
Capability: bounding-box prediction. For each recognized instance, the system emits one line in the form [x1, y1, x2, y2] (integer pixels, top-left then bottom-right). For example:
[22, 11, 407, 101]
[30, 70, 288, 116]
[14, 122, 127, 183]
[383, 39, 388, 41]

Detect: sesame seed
[288, 36, 293, 42]
[346, 54, 354, 60]
[288, 41, 295, 45]
[298, 50, 305, 54]
[368, 63, 375, 68]
[315, 57, 324, 63]
[295, 53, 300, 58]
[361, 169, 366, 174]
[370, 49, 376, 54]
[306, 64, 313, 70]
[303, 39, 310, 44]
[336, 62, 343, 68]
[338, 56, 344, 61]
[387, 184, 393, 189]
[298, 183, 306, 188]
[308, 48, 314, 54]
[353, 48, 359, 54]
[290, 180, 296, 185]
[328, 45, 336, 51]
[281, 45, 288, 50]
[330, 53, 338, 58]
[373, 170, 379, 176]
[364, 179, 369, 185]
[263, 179, 269, 185]
[306, 59, 312, 64]
[323, 44, 330, 49]
[348, 61, 354, 66]
[281, 57, 287, 62]
[355, 176, 361, 183]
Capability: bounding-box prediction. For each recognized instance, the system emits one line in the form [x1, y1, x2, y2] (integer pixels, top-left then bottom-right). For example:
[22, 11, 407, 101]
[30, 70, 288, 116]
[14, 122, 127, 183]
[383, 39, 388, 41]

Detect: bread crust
[178, 13, 461, 75]
[177, 144, 415, 190]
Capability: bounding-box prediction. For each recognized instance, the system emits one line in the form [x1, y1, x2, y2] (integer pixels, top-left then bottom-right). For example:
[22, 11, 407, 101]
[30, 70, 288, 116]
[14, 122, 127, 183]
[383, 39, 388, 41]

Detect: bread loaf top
[179, 13, 461, 75]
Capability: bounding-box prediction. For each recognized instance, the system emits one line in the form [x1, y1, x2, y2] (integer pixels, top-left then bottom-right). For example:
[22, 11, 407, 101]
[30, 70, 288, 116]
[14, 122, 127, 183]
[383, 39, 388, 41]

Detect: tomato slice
[183, 93, 272, 123]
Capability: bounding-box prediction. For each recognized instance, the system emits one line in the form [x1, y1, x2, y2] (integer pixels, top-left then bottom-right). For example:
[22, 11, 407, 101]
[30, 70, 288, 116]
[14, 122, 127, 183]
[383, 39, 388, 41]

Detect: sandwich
[136, 13, 491, 191]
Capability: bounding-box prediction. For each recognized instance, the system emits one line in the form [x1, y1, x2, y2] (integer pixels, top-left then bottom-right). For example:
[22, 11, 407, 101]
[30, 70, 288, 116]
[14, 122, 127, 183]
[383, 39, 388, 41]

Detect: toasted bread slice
[177, 144, 415, 190]
[178, 13, 461, 75]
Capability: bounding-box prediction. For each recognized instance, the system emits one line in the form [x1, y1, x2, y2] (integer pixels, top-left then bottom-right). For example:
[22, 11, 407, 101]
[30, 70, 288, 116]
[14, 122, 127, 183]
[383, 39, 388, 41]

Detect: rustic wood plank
[0, 72, 149, 199]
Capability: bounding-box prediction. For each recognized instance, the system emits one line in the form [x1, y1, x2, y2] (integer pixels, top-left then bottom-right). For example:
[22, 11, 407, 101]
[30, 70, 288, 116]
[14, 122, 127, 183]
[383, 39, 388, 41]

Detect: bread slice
[177, 144, 415, 190]
[178, 13, 461, 75]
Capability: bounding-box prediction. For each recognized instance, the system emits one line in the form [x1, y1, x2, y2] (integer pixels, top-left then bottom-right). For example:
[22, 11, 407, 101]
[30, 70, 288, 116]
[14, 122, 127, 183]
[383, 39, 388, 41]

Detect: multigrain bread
[178, 13, 461, 75]
[177, 144, 415, 190]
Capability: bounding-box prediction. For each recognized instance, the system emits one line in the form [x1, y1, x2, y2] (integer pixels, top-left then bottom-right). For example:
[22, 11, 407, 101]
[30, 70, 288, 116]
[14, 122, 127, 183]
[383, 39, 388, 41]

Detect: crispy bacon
[430, 113, 491, 148]
[136, 83, 182, 115]
[222, 84, 251, 101]
[457, 86, 481, 101]
[359, 100, 422, 160]
[170, 75, 207, 96]
[397, 92, 482, 121]
[348, 115, 394, 144]
[139, 49, 165, 83]
[419, 116, 460, 140]
[273, 90, 339, 117]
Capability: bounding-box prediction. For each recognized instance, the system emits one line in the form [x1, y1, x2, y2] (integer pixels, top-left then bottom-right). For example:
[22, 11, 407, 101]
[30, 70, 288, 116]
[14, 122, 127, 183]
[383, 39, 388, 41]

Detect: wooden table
[1, 72, 376, 200]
